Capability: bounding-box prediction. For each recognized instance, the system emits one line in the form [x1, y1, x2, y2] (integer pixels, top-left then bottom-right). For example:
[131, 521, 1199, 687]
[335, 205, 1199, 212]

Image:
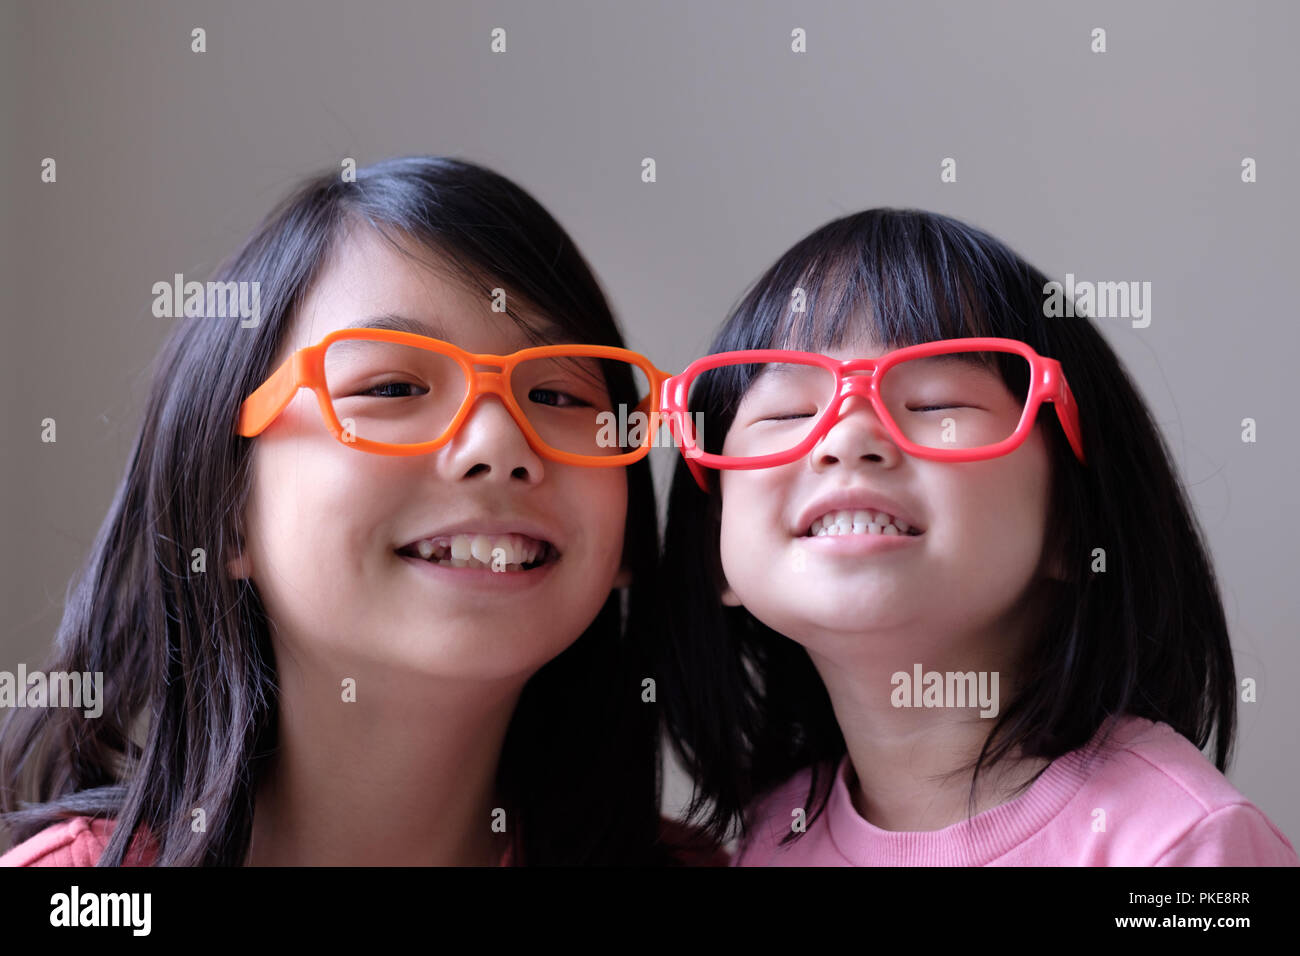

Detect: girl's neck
[839, 707, 1052, 832]
[244, 655, 525, 866]
[806, 597, 1052, 832]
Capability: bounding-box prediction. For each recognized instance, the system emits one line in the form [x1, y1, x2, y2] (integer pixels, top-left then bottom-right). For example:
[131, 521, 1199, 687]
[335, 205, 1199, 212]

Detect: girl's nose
[442, 394, 545, 483]
[809, 395, 902, 470]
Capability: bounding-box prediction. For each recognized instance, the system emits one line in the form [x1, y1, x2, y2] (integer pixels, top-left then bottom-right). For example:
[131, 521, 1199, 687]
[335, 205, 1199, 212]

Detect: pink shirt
[1, 814, 726, 866]
[733, 715, 1299, 866]
[0, 816, 158, 867]
[0, 817, 514, 866]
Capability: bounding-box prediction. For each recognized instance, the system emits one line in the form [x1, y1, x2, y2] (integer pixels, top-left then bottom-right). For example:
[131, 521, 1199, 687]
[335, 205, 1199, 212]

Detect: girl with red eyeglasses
[656, 208, 1296, 867]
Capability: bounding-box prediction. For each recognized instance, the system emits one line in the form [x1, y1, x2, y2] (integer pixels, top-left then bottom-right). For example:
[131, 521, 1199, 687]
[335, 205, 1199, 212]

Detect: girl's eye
[361, 380, 428, 399]
[761, 412, 816, 422]
[529, 387, 591, 408]
[908, 404, 968, 413]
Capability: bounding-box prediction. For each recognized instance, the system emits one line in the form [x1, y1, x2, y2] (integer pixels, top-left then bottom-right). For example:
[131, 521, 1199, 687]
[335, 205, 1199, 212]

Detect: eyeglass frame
[660, 336, 1087, 492]
[235, 327, 672, 466]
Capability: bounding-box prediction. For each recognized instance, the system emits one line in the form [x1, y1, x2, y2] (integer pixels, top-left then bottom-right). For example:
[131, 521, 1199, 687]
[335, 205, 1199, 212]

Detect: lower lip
[797, 531, 924, 554]
[396, 552, 559, 590]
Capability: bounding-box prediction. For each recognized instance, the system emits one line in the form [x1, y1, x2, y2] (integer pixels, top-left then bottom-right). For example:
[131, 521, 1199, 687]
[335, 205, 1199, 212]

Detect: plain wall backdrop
[2, 0, 1297, 852]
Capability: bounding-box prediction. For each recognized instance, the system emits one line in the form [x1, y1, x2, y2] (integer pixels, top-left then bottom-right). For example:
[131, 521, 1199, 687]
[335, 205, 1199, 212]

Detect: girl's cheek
[596, 474, 630, 569]
[715, 486, 762, 588]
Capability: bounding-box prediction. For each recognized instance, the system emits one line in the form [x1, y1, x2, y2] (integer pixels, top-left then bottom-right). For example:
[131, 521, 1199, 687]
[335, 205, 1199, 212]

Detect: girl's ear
[227, 547, 254, 580]
[613, 565, 632, 588]
[1041, 543, 1067, 583]
[720, 581, 742, 606]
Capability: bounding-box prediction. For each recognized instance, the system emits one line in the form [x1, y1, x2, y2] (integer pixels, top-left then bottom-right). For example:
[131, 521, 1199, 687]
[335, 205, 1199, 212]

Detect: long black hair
[0, 156, 675, 865]
[658, 208, 1236, 847]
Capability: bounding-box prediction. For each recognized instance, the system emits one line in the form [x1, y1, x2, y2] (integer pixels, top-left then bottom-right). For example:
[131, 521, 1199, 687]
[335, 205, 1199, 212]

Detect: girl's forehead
[287, 226, 559, 353]
[772, 298, 892, 353]
[830, 334, 891, 359]
[774, 329, 893, 359]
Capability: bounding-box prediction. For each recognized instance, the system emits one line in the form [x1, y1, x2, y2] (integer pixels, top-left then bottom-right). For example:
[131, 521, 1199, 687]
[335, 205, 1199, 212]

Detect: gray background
[3, 0, 1297, 851]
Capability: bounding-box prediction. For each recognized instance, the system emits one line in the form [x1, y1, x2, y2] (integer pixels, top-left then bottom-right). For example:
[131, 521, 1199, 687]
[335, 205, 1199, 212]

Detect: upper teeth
[806, 510, 913, 537]
[409, 532, 548, 568]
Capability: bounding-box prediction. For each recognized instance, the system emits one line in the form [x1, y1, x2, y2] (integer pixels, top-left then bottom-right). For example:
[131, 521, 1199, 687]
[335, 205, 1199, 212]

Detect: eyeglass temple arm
[1045, 361, 1087, 465]
[236, 352, 305, 437]
[655, 375, 711, 492]
[656, 402, 710, 492]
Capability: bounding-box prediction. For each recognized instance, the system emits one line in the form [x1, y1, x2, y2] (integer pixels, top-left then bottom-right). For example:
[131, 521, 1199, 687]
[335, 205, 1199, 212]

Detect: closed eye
[759, 411, 817, 422]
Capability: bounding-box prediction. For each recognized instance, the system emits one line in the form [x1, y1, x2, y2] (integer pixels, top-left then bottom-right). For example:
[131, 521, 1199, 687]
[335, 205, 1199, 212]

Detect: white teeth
[807, 507, 908, 535]
[406, 531, 551, 570]
[804, 506, 919, 537]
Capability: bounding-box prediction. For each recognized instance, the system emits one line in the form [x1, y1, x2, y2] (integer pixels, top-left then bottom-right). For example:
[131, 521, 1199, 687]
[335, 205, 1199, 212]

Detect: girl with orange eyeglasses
[0, 156, 722, 867]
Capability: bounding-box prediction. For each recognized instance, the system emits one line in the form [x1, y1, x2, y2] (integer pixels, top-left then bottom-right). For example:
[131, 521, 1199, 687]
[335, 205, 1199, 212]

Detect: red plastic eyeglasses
[659, 337, 1087, 491]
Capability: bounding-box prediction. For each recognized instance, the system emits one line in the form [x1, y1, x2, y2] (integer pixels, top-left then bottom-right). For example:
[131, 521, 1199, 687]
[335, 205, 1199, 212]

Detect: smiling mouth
[396, 532, 559, 571]
[800, 510, 924, 538]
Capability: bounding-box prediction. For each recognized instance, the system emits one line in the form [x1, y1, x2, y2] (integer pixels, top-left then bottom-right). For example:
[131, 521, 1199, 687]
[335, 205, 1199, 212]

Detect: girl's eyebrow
[351, 311, 569, 345]
[351, 312, 450, 338]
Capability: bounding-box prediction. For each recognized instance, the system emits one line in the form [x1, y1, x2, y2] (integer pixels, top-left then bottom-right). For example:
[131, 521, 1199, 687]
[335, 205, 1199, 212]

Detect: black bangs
[716, 209, 1025, 362]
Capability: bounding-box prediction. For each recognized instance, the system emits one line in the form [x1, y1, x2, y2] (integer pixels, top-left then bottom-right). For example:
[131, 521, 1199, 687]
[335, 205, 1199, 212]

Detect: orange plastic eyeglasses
[235, 328, 672, 466]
